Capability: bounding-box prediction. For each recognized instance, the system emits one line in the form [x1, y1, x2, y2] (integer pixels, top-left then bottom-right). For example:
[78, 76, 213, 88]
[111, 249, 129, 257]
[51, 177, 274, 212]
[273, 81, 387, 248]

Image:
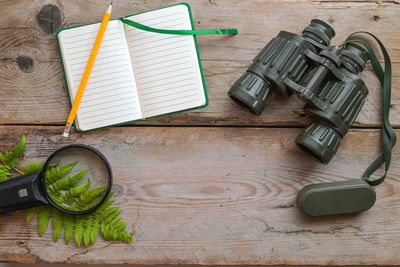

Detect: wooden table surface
[0, 0, 399, 264]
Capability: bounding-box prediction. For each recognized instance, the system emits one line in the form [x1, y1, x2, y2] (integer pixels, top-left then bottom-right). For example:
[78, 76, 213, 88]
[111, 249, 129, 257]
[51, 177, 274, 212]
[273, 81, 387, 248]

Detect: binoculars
[228, 19, 370, 164]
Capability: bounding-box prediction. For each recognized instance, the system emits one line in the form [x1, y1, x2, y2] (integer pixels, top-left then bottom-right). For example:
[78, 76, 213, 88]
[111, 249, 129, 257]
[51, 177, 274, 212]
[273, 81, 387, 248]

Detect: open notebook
[57, 3, 207, 132]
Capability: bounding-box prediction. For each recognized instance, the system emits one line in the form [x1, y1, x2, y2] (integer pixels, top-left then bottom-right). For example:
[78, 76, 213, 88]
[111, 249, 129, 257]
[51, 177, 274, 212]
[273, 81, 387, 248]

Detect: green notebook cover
[56, 3, 208, 133]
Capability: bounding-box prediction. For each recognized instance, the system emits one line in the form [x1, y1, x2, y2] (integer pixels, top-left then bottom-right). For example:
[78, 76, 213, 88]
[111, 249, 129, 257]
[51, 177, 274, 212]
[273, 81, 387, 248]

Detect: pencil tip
[110, 1, 113, 5]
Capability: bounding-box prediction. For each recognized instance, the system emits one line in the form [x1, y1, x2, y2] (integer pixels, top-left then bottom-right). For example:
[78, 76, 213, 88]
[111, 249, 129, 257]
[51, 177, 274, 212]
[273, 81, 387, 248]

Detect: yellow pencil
[63, 2, 113, 137]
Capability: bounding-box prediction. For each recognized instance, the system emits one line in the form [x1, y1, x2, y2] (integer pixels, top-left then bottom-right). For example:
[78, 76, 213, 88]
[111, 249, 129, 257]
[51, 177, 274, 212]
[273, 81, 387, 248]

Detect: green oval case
[297, 179, 376, 216]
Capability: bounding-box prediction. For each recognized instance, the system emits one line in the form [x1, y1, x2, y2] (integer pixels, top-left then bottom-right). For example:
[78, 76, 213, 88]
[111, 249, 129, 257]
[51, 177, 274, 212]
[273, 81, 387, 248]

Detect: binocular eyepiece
[228, 20, 370, 164]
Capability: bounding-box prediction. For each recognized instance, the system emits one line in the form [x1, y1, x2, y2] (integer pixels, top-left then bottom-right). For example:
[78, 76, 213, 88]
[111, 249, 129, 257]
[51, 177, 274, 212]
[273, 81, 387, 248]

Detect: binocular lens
[43, 146, 112, 213]
[295, 122, 341, 164]
[228, 72, 274, 115]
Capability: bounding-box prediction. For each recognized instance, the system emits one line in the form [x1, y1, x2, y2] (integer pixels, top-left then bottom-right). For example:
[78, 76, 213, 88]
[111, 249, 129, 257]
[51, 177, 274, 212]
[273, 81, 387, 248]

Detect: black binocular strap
[343, 32, 397, 186]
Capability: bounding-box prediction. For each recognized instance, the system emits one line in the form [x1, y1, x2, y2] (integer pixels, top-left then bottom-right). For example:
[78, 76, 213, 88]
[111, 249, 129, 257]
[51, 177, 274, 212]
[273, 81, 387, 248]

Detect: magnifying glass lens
[44, 146, 111, 213]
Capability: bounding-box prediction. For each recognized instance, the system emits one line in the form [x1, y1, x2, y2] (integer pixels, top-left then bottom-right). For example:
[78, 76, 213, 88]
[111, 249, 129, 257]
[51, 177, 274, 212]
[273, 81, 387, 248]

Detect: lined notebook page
[124, 4, 206, 118]
[58, 20, 142, 131]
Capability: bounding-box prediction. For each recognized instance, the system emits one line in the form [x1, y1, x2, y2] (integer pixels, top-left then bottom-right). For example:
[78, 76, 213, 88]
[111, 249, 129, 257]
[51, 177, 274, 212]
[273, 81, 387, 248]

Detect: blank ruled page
[58, 20, 142, 131]
[124, 4, 206, 118]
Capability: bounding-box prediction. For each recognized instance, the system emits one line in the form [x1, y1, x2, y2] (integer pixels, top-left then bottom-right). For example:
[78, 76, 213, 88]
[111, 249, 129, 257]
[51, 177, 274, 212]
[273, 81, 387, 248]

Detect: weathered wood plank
[0, 0, 399, 126]
[1, 59, 397, 127]
[0, 126, 399, 264]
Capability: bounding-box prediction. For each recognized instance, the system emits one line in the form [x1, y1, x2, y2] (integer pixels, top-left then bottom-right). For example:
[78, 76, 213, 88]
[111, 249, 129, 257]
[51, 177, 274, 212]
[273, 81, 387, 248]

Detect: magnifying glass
[0, 144, 112, 215]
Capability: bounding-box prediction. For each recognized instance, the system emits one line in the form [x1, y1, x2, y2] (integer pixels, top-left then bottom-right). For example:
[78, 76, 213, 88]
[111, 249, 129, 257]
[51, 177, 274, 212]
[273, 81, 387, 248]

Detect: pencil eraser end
[63, 132, 69, 138]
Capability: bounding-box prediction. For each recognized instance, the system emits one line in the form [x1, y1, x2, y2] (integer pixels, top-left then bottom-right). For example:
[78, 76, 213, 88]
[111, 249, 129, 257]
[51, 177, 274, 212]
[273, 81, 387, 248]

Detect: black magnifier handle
[0, 172, 48, 214]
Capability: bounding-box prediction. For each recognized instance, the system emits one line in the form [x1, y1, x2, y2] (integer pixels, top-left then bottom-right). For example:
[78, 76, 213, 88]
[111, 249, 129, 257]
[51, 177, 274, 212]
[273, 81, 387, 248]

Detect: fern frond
[103, 208, 121, 225]
[90, 217, 99, 244]
[74, 216, 84, 247]
[100, 222, 132, 243]
[0, 164, 11, 182]
[79, 186, 107, 206]
[98, 204, 132, 243]
[52, 208, 63, 242]
[0, 152, 18, 167]
[63, 214, 74, 245]
[0, 135, 26, 165]
[26, 189, 132, 245]
[68, 179, 91, 198]
[114, 220, 128, 231]
[95, 191, 115, 215]
[52, 169, 87, 191]
[101, 224, 112, 241]
[122, 231, 133, 243]
[47, 190, 84, 212]
[12, 134, 26, 158]
[83, 216, 93, 247]
[108, 216, 122, 227]
[100, 206, 119, 221]
[45, 162, 77, 186]
[22, 162, 44, 174]
[26, 207, 38, 223]
[38, 206, 52, 236]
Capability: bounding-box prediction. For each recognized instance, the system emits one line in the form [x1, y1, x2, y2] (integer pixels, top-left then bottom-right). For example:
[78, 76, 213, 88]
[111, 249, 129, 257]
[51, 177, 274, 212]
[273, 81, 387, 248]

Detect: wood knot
[208, 0, 217, 6]
[37, 4, 62, 35]
[373, 15, 380, 22]
[112, 184, 124, 197]
[16, 56, 34, 73]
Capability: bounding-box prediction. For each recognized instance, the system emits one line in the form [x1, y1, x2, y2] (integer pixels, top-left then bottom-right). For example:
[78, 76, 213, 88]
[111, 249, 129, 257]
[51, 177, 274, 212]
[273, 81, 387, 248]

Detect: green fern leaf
[12, 134, 26, 158]
[68, 179, 91, 197]
[0, 164, 11, 182]
[63, 214, 74, 245]
[26, 207, 38, 223]
[108, 216, 121, 227]
[83, 216, 93, 247]
[22, 162, 44, 174]
[0, 152, 18, 167]
[98, 204, 132, 243]
[122, 232, 133, 243]
[45, 162, 77, 186]
[95, 191, 115, 214]
[104, 208, 121, 225]
[26, 188, 132, 245]
[112, 229, 121, 240]
[52, 208, 63, 242]
[90, 217, 99, 244]
[101, 224, 111, 241]
[52, 169, 87, 191]
[79, 186, 107, 206]
[109, 222, 128, 241]
[0, 135, 26, 165]
[74, 216, 84, 247]
[100, 206, 119, 221]
[38, 206, 52, 236]
[115, 220, 128, 231]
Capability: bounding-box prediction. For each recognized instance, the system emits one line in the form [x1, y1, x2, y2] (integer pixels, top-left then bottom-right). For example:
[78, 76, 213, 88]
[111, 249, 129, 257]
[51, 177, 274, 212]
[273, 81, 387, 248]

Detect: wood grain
[0, 126, 399, 264]
[0, 0, 399, 126]
[1, 0, 399, 265]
